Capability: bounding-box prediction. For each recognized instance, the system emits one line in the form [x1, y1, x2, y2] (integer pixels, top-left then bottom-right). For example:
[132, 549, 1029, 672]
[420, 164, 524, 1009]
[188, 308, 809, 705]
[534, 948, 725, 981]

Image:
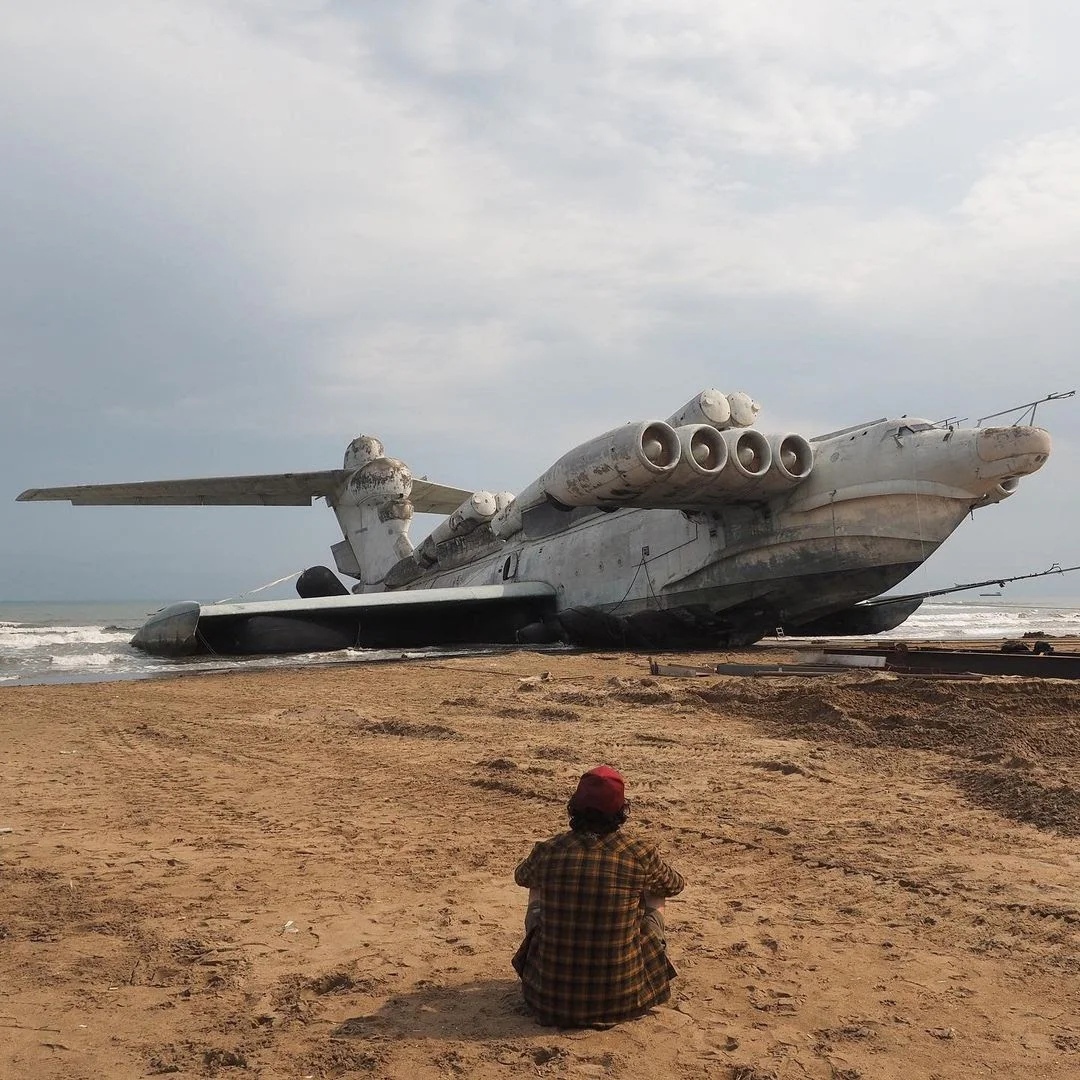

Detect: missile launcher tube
[666, 389, 761, 431]
[726, 391, 761, 428]
[667, 389, 732, 429]
[418, 490, 500, 563]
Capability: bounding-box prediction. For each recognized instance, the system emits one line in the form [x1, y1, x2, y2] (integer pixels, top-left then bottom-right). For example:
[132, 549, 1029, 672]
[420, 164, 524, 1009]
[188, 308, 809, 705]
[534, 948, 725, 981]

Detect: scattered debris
[648, 659, 714, 677]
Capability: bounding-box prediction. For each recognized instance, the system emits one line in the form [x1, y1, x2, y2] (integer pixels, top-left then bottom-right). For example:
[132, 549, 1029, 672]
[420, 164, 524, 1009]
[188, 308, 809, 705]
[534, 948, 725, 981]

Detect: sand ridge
[1, 648, 1078, 1079]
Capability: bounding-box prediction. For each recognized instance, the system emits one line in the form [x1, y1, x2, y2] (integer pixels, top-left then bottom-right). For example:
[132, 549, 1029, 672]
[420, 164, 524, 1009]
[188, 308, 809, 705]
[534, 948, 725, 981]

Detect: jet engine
[490, 421, 681, 535]
[688, 428, 773, 498]
[521, 420, 682, 509]
[694, 431, 814, 501]
[637, 424, 728, 505]
[760, 432, 815, 491]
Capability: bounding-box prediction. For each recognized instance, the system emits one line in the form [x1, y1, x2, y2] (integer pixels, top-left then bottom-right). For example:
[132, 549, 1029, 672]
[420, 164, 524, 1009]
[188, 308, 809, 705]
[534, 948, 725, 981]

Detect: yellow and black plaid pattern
[512, 830, 685, 1027]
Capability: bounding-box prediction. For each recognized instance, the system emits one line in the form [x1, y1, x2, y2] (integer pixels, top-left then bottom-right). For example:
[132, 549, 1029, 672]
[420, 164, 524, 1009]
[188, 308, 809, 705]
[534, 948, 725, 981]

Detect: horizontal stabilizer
[17, 471, 350, 507]
[17, 474, 474, 514]
[411, 479, 477, 514]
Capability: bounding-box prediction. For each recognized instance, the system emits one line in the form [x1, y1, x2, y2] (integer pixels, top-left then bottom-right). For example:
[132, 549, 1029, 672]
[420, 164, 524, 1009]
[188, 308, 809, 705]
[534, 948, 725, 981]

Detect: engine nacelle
[521, 420, 682, 509]
[683, 428, 772, 501]
[707, 432, 813, 500]
[770, 433, 814, 480]
[756, 432, 814, 493]
[636, 424, 728, 506]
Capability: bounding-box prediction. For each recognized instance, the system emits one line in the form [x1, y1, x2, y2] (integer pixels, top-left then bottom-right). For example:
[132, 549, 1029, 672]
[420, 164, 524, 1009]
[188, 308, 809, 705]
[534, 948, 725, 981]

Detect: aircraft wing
[17, 474, 474, 513]
[132, 582, 558, 656]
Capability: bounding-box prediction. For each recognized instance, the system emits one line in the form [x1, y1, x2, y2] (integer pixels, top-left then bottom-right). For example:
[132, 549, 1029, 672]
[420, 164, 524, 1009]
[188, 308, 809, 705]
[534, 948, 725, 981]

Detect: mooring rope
[215, 570, 303, 605]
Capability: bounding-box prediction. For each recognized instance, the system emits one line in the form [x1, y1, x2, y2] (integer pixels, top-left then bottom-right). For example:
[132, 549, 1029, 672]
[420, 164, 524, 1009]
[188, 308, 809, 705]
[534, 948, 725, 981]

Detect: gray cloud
[2, 0, 1078, 600]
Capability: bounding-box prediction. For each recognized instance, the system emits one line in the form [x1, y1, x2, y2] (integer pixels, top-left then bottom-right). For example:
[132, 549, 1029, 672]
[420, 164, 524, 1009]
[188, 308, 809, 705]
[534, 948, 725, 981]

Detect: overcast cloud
[2, 0, 1078, 601]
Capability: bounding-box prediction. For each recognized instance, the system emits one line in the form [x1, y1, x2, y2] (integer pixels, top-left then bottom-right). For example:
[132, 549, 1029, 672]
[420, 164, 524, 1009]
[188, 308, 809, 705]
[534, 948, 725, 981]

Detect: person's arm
[516, 844, 546, 931]
[525, 888, 543, 931]
[641, 843, 685, 901]
[514, 842, 544, 888]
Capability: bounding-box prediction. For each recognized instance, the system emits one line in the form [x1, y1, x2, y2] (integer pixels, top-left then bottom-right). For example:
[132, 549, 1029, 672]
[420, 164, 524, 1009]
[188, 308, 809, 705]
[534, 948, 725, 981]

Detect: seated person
[511, 765, 685, 1027]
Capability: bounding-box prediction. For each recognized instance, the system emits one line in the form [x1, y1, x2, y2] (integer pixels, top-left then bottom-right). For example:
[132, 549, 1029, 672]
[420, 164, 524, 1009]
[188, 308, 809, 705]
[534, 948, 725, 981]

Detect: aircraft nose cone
[976, 426, 1051, 474]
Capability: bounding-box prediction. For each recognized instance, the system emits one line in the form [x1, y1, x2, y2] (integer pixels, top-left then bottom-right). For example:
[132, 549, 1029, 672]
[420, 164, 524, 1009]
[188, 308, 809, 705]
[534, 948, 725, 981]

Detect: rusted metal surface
[647, 660, 715, 677]
[816, 645, 1080, 680]
[644, 658, 989, 680]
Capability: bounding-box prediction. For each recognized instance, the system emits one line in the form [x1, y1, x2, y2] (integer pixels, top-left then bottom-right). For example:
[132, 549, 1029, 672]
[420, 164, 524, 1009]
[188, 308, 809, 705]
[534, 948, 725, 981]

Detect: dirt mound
[362, 719, 460, 740]
[949, 766, 1080, 836]
[714, 677, 1080, 761]
[603, 677, 677, 705]
[546, 688, 608, 707]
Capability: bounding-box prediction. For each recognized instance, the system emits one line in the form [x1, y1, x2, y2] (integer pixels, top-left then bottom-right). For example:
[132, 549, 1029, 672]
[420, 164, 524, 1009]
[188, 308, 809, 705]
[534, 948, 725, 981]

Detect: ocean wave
[0, 626, 133, 650]
[48, 652, 125, 669]
[892, 603, 1079, 639]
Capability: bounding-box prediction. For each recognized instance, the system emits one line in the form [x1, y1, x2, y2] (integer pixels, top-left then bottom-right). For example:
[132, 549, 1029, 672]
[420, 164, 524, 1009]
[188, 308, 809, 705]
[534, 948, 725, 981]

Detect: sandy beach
[2, 646, 1078, 1079]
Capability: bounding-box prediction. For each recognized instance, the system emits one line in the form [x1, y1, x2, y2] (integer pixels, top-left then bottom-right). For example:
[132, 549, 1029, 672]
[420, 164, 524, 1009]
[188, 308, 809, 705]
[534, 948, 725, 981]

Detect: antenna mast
[976, 389, 1076, 427]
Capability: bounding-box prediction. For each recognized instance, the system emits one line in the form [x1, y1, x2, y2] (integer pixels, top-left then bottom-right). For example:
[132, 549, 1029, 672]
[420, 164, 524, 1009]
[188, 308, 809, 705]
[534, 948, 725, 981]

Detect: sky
[2, 0, 1078, 602]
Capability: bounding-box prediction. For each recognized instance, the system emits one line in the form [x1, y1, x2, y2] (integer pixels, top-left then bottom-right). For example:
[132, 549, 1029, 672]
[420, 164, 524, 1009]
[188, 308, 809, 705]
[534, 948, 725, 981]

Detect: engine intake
[640, 424, 729, 506]
[763, 433, 814, 488]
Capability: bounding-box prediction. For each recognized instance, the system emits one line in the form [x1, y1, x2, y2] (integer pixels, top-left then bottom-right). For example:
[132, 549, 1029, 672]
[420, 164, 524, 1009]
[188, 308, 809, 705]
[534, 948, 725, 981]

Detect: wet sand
[2, 645, 1079, 1079]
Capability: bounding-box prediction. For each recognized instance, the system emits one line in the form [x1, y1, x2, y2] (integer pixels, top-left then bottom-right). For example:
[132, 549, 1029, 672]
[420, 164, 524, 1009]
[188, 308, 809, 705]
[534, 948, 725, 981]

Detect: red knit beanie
[569, 765, 626, 813]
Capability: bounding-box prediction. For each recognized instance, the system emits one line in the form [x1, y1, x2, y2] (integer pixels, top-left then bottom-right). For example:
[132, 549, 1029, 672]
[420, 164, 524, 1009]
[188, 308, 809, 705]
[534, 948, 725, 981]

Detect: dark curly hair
[568, 804, 629, 836]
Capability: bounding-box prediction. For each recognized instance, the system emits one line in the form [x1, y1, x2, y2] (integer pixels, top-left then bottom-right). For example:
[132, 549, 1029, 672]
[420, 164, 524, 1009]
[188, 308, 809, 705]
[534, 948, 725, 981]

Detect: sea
[2, 597, 1079, 687]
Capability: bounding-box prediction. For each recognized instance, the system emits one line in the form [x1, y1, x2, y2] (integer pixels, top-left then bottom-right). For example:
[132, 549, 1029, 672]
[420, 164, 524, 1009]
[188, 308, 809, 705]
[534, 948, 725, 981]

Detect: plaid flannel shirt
[511, 829, 685, 1027]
